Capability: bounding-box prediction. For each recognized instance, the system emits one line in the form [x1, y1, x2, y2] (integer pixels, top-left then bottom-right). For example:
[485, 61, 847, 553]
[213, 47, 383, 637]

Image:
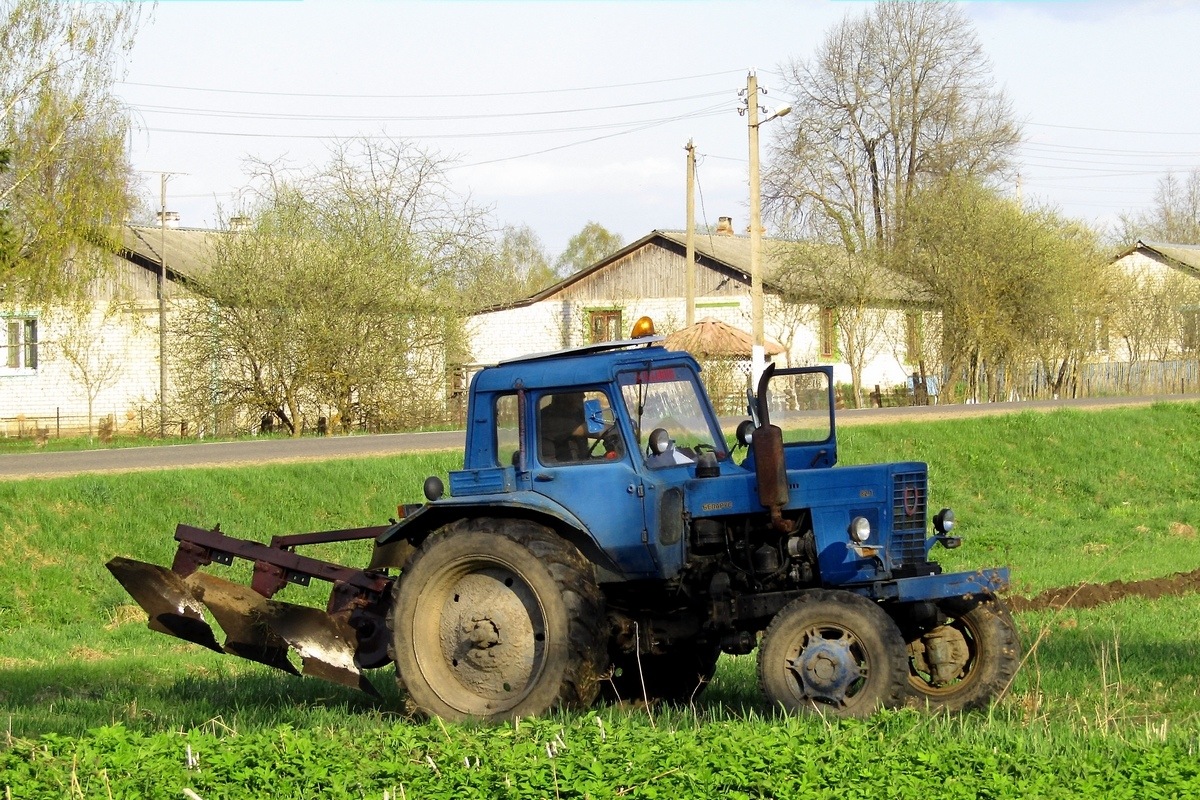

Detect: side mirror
[584, 398, 606, 436]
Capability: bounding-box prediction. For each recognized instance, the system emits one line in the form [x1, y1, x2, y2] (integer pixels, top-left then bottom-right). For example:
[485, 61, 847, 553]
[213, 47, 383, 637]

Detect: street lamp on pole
[743, 70, 791, 387]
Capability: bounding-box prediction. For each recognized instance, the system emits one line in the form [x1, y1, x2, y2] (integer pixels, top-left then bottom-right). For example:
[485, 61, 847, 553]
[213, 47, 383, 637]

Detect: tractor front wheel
[902, 594, 1019, 712]
[758, 589, 908, 717]
[389, 519, 607, 722]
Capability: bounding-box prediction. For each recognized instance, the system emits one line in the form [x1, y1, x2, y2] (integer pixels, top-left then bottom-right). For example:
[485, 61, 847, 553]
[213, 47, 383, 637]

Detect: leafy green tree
[170, 138, 498, 435]
[493, 224, 557, 302]
[901, 177, 1109, 401]
[0, 0, 143, 306]
[554, 221, 624, 276]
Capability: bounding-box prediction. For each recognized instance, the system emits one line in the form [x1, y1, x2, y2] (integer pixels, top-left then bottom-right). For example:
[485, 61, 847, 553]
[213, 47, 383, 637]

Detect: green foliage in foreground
[3, 403, 1200, 796]
[4, 711, 1199, 800]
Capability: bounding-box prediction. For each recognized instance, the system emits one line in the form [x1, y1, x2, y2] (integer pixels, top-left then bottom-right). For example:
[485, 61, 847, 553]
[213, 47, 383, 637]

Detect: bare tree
[0, 1, 144, 306]
[1118, 170, 1200, 245]
[765, 1, 1019, 258]
[772, 241, 926, 407]
[55, 302, 126, 438]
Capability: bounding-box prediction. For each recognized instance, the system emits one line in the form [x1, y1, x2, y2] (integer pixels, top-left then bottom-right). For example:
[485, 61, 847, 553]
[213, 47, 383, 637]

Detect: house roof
[485, 229, 930, 313]
[663, 317, 785, 358]
[120, 225, 228, 285]
[483, 230, 780, 313]
[1117, 239, 1200, 276]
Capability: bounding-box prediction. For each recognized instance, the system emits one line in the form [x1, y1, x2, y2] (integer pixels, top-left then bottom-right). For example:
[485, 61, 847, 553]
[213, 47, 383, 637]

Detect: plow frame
[108, 522, 398, 694]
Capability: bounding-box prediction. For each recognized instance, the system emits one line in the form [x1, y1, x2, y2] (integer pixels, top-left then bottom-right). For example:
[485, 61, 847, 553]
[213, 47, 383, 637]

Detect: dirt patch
[1007, 566, 1200, 613]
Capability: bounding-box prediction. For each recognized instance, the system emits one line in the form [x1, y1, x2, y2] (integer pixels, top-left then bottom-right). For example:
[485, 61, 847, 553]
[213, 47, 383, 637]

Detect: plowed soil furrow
[1006, 567, 1200, 613]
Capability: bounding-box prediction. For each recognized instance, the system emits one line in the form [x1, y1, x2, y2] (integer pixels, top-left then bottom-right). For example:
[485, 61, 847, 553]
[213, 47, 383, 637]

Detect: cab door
[529, 388, 660, 578]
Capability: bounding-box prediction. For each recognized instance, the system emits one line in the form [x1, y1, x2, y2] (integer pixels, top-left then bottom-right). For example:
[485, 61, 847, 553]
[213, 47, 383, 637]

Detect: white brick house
[467, 228, 932, 394]
[1, 225, 222, 436]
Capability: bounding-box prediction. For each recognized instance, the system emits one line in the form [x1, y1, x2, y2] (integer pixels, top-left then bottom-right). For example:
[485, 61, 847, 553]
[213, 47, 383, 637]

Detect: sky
[116, 0, 1200, 256]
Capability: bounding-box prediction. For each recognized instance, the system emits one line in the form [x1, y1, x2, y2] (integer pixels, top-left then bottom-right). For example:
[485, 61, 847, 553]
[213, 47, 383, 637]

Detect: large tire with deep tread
[758, 589, 908, 717]
[603, 638, 721, 705]
[389, 518, 607, 722]
[902, 594, 1020, 712]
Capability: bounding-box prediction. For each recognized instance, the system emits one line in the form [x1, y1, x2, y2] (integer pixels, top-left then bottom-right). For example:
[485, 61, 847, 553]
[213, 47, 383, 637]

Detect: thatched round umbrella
[663, 317, 785, 358]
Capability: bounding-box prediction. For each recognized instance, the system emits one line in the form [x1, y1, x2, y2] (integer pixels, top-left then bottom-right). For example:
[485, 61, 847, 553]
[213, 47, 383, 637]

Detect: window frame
[3, 316, 38, 372]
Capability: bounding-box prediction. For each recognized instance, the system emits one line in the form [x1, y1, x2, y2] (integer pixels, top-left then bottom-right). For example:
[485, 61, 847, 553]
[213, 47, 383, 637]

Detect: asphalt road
[1, 394, 1196, 480]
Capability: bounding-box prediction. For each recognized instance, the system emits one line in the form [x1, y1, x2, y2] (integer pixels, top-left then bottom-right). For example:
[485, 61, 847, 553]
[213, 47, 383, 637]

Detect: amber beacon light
[630, 316, 656, 338]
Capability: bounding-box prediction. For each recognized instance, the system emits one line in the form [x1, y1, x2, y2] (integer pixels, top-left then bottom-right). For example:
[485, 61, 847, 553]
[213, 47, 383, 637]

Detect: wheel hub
[465, 617, 501, 649]
[425, 567, 543, 708]
[917, 624, 970, 685]
[790, 632, 864, 706]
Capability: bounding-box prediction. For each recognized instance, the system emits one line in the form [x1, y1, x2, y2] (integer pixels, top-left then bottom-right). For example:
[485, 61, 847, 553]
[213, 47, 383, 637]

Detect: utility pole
[685, 139, 696, 328]
[742, 70, 790, 387]
[746, 71, 766, 386]
[158, 173, 169, 437]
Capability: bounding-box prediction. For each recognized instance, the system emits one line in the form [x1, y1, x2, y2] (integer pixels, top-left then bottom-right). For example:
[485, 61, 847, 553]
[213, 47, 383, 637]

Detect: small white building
[1, 225, 221, 436]
[1094, 239, 1200, 394]
[466, 227, 932, 398]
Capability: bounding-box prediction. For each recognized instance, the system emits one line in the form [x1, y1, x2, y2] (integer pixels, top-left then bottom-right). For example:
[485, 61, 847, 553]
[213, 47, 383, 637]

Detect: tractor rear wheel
[603, 637, 721, 705]
[758, 589, 908, 717]
[389, 518, 607, 722]
[902, 594, 1019, 712]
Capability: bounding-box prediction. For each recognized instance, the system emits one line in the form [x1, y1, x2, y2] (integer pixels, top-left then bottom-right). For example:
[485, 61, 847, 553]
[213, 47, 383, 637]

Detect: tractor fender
[371, 491, 624, 577]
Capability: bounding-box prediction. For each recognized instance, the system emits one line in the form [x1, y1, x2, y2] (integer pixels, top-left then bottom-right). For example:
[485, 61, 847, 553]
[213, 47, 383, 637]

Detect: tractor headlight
[933, 508, 955, 534]
[848, 516, 871, 543]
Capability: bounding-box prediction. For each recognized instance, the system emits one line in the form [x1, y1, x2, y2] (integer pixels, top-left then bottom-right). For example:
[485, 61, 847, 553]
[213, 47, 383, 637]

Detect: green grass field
[3, 404, 1200, 798]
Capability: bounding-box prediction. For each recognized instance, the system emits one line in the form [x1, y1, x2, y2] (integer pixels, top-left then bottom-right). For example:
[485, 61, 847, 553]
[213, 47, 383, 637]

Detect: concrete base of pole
[751, 345, 766, 390]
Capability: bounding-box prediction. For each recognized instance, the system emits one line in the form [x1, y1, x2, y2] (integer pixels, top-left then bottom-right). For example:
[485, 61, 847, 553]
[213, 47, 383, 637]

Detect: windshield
[618, 366, 725, 462]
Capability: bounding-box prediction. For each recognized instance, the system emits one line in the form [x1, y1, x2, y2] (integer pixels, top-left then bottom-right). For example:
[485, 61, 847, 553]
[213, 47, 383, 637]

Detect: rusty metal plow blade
[107, 558, 378, 695]
[257, 601, 380, 696]
[185, 572, 299, 676]
[106, 557, 223, 653]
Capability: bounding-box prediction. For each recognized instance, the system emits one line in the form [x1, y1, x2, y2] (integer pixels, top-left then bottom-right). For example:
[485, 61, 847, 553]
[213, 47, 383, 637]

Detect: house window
[5, 317, 38, 370]
[1183, 306, 1200, 352]
[819, 307, 836, 360]
[905, 312, 922, 364]
[589, 309, 622, 344]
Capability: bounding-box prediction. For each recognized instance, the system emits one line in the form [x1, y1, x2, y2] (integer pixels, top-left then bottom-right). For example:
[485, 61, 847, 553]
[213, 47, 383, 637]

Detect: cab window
[536, 390, 624, 465]
[495, 394, 520, 467]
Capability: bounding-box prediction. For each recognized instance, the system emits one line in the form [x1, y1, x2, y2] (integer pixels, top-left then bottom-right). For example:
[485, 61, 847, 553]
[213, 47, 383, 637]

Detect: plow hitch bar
[107, 523, 393, 695]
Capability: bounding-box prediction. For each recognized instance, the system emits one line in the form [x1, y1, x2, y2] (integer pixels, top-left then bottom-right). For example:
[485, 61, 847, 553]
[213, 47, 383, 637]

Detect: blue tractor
[109, 323, 1018, 721]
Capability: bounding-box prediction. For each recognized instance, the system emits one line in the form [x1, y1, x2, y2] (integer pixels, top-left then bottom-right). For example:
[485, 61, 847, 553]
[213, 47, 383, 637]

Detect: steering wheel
[588, 424, 618, 456]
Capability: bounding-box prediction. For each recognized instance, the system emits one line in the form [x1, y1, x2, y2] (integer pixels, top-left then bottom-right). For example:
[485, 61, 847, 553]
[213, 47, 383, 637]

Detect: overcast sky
[117, 0, 1200, 255]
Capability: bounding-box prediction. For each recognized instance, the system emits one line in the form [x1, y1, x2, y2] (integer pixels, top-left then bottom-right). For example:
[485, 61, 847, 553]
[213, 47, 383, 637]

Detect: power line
[128, 91, 732, 123]
[136, 106, 732, 143]
[1027, 121, 1200, 136]
[117, 69, 746, 100]
[449, 104, 732, 171]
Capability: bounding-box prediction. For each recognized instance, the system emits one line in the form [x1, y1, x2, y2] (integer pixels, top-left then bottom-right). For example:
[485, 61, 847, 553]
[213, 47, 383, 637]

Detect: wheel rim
[411, 555, 548, 716]
[908, 614, 978, 697]
[784, 624, 870, 709]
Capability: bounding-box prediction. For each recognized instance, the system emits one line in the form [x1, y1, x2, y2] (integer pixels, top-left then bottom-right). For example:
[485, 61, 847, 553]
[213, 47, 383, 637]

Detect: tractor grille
[890, 471, 927, 567]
